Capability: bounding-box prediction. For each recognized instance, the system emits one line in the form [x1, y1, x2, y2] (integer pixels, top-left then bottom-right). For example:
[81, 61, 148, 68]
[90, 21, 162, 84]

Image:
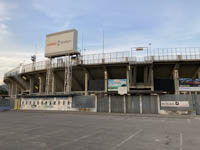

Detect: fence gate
[126, 96, 140, 113]
[142, 96, 158, 114]
[97, 94, 109, 112]
[111, 95, 124, 113]
[72, 96, 95, 108]
[195, 95, 200, 115]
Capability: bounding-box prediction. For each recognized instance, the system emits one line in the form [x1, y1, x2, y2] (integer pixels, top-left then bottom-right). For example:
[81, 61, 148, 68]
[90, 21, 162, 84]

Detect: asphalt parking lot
[0, 111, 200, 150]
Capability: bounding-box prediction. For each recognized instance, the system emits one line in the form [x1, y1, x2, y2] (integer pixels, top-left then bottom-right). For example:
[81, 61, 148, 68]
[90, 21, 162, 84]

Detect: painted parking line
[187, 119, 191, 124]
[110, 129, 143, 150]
[51, 130, 102, 149]
[180, 133, 183, 150]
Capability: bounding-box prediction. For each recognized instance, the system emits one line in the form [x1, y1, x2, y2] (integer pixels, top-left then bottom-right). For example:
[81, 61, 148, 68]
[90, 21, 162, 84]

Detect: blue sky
[0, 0, 200, 83]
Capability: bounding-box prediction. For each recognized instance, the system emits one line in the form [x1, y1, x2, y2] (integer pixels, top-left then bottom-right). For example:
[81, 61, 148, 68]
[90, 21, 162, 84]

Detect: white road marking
[111, 129, 143, 150]
[187, 119, 191, 124]
[180, 133, 183, 150]
[51, 130, 102, 149]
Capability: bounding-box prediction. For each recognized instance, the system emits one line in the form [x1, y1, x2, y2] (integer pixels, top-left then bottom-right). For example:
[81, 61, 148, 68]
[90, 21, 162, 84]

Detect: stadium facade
[3, 29, 200, 114]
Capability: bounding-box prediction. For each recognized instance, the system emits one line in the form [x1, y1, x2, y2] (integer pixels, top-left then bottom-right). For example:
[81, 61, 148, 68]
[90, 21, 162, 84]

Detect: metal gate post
[123, 95, 126, 113]
[109, 95, 111, 113]
[157, 94, 161, 114]
[139, 95, 143, 114]
[95, 95, 97, 112]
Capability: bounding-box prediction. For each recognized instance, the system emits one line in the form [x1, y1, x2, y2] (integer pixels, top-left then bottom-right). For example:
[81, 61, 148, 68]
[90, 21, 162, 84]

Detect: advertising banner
[179, 78, 200, 91]
[45, 29, 78, 57]
[108, 79, 127, 91]
[161, 101, 189, 107]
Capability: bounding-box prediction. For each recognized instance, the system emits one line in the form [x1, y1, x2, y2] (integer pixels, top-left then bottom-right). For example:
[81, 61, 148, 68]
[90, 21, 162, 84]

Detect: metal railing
[4, 47, 200, 78]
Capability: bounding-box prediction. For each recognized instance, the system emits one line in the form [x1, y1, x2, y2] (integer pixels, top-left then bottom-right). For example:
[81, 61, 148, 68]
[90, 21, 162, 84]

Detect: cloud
[0, 1, 16, 42]
[0, 51, 45, 84]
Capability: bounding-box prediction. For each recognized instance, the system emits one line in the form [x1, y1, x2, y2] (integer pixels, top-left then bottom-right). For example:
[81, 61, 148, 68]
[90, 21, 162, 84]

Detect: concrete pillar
[39, 76, 45, 94]
[139, 95, 143, 114]
[29, 77, 34, 94]
[104, 70, 108, 92]
[8, 83, 11, 96]
[129, 67, 133, 86]
[173, 69, 179, 95]
[150, 66, 154, 91]
[108, 95, 111, 113]
[85, 71, 88, 95]
[15, 84, 19, 95]
[52, 72, 56, 94]
[10, 82, 13, 97]
[126, 66, 130, 92]
[123, 95, 126, 113]
[133, 66, 136, 86]
[11, 82, 14, 97]
[144, 66, 148, 85]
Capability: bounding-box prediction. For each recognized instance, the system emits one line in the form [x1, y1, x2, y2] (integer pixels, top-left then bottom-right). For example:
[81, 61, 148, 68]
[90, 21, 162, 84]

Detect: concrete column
[139, 95, 143, 114]
[39, 76, 45, 94]
[29, 77, 34, 94]
[104, 70, 108, 92]
[173, 69, 179, 95]
[144, 66, 148, 86]
[126, 66, 130, 92]
[10, 81, 13, 97]
[133, 66, 136, 86]
[15, 84, 19, 95]
[8, 83, 11, 96]
[10, 82, 13, 97]
[108, 95, 111, 113]
[150, 66, 154, 91]
[52, 72, 56, 94]
[129, 67, 133, 86]
[85, 71, 88, 95]
[123, 95, 126, 113]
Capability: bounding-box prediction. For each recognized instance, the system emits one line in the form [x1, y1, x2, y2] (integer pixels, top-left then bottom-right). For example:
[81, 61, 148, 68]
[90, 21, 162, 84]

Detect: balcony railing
[4, 47, 200, 78]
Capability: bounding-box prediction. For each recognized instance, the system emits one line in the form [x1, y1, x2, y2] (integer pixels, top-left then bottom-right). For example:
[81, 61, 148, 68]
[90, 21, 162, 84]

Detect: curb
[9, 110, 198, 119]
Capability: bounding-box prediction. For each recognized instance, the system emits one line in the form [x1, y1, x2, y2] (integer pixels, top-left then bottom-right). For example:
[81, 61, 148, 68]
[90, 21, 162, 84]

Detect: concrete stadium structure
[3, 47, 200, 114]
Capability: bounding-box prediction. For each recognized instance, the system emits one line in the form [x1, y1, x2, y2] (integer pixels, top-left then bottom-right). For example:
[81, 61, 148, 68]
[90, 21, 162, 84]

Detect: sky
[0, 0, 200, 84]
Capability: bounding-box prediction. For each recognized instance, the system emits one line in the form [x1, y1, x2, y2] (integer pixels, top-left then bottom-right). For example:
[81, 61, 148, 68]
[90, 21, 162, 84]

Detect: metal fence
[160, 94, 194, 111]
[72, 95, 95, 108]
[142, 96, 158, 114]
[126, 96, 140, 113]
[97, 94, 109, 112]
[3, 94, 200, 115]
[0, 97, 14, 111]
[195, 95, 200, 115]
[111, 95, 124, 113]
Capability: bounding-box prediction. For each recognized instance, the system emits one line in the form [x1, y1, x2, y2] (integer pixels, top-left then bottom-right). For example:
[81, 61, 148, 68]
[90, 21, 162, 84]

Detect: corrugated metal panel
[72, 96, 95, 108]
[111, 95, 124, 113]
[195, 95, 200, 115]
[97, 94, 109, 112]
[142, 96, 158, 114]
[126, 96, 140, 113]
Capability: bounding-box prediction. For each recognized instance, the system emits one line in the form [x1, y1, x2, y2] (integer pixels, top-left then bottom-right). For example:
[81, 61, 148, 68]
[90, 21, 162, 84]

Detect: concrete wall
[20, 97, 77, 111]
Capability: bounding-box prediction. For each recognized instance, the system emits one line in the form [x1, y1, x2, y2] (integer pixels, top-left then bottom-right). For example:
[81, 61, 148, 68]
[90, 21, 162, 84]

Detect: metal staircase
[64, 56, 72, 94]
[45, 59, 53, 94]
